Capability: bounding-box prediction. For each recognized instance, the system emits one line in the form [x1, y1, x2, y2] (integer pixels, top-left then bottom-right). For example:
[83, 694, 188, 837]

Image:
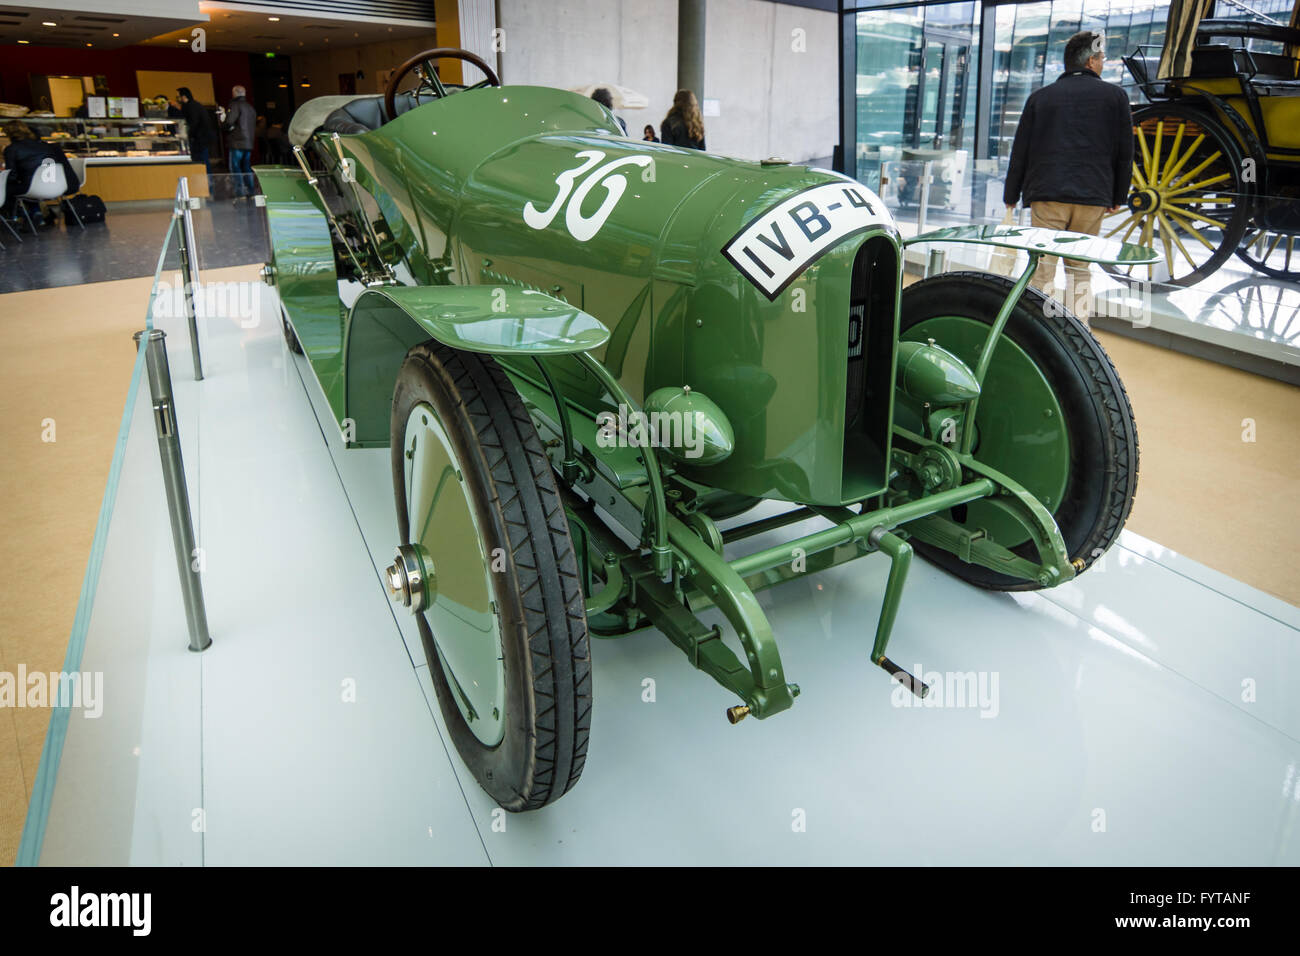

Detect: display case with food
[1, 115, 207, 200]
[15, 116, 188, 161]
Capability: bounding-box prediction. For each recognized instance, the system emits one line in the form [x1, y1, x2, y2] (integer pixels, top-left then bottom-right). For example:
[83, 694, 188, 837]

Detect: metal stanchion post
[175, 177, 204, 381]
[133, 329, 212, 653]
[917, 160, 933, 235]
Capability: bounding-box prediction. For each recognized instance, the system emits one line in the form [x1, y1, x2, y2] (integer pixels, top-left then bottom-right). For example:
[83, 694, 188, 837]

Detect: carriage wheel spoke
[1161, 132, 1205, 188]
[1106, 213, 1139, 239]
[1151, 120, 1165, 189]
[1158, 124, 1189, 187]
[1165, 172, 1232, 198]
[1136, 126, 1154, 184]
[1167, 150, 1224, 192]
[1154, 212, 1177, 273]
[1157, 211, 1195, 272]
[1164, 209, 1219, 250]
[1164, 205, 1232, 229]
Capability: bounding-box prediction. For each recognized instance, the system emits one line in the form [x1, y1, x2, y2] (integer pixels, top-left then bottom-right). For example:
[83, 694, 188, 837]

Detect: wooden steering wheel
[383, 47, 500, 120]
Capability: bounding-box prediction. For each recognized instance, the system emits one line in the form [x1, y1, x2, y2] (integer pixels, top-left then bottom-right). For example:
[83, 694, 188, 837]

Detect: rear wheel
[390, 341, 590, 810]
[1236, 206, 1300, 280]
[897, 272, 1139, 590]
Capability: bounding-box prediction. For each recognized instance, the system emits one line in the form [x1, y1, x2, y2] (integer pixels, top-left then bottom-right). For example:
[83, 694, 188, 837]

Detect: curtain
[1157, 0, 1217, 80]
[1288, 0, 1299, 70]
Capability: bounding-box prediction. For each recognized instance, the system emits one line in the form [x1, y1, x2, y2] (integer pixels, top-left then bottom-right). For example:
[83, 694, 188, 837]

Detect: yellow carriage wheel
[1101, 104, 1248, 287]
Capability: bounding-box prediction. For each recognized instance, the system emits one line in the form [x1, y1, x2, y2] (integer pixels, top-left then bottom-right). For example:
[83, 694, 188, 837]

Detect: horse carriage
[1108, 0, 1300, 285]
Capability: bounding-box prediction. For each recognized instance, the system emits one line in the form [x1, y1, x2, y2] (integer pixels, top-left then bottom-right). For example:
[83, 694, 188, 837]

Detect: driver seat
[321, 91, 425, 136]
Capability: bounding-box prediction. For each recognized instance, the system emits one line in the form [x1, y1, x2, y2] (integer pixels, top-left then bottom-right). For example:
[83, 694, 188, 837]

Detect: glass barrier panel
[19, 213, 206, 866]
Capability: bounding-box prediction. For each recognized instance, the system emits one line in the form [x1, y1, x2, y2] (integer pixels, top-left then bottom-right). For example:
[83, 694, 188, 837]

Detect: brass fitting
[726, 705, 751, 724]
[1071, 557, 1086, 573]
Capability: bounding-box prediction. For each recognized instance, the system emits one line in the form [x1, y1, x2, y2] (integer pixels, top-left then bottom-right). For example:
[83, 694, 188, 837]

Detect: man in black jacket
[177, 87, 218, 175]
[1003, 31, 1133, 322]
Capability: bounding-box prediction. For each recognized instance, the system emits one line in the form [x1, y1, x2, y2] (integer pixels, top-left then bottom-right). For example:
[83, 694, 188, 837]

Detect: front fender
[906, 223, 1159, 267]
[343, 285, 609, 447]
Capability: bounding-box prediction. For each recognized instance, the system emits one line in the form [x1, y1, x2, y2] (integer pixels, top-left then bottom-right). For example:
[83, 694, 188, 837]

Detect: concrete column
[434, 0, 499, 85]
[678, 0, 706, 98]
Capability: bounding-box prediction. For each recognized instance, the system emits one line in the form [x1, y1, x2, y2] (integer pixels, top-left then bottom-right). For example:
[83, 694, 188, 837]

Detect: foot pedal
[877, 656, 929, 698]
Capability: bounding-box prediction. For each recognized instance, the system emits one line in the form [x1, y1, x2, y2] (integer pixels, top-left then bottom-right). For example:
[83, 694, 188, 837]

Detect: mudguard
[907, 223, 1160, 266]
[350, 285, 609, 356]
[344, 285, 610, 447]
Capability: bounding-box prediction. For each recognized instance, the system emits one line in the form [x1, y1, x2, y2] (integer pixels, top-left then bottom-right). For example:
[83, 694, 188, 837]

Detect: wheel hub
[386, 543, 435, 613]
[1129, 188, 1160, 214]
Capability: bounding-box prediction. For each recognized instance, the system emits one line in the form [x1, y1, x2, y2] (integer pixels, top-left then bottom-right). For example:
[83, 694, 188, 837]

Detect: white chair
[67, 155, 86, 191]
[19, 157, 84, 234]
[0, 169, 21, 246]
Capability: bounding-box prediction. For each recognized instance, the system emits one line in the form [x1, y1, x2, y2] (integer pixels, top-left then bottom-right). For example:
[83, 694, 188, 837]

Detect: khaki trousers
[1029, 201, 1107, 324]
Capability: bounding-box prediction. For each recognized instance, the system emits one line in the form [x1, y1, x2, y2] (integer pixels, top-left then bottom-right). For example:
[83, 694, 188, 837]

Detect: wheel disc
[403, 401, 505, 747]
[1102, 106, 1247, 287]
[901, 317, 1070, 549]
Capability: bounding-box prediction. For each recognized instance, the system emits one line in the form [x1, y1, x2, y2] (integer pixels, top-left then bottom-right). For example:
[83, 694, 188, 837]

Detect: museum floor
[1, 214, 1298, 863]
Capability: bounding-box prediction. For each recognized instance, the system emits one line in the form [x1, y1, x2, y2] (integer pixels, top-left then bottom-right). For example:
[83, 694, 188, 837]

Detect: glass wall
[848, 0, 1297, 222]
[854, 4, 978, 157]
[854, 1, 979, 210]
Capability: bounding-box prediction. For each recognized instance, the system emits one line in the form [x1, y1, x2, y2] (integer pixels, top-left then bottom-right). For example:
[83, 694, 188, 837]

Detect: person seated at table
[1, 120, 81, 220]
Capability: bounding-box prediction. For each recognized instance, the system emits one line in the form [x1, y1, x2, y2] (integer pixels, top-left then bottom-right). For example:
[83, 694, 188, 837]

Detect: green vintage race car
[257, 48, 1158, 811]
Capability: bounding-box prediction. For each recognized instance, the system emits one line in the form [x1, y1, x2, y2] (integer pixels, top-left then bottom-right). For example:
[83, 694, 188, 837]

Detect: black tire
[899, 272, 1139, 590]
[392, 341, 591, 810]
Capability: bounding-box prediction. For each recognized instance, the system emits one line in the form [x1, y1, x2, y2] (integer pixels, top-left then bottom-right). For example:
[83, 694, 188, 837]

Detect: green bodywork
[258, 84, 1158, 719]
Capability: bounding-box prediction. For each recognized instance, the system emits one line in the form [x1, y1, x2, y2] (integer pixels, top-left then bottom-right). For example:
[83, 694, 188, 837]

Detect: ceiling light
[86, 42, 92, 47]
[112, 32, 119, 37]
[268, 16, 280, 21]
[18, 39, 29, 44]
[43, 20, 57, 27]
[277, 83, 287, 88]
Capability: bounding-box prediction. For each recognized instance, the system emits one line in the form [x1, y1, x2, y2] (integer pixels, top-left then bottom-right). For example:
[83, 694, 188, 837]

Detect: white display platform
[32, 276, 1300, 866]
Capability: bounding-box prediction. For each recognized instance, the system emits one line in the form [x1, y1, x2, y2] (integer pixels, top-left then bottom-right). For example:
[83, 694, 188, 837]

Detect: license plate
[722, 181, 893, 300]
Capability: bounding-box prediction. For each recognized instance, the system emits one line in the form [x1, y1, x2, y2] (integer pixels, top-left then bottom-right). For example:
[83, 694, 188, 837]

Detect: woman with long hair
[660, 89, 705, 150]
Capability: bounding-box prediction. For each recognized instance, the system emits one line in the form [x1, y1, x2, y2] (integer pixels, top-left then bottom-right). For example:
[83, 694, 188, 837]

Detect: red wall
[0, 44, 255, 109]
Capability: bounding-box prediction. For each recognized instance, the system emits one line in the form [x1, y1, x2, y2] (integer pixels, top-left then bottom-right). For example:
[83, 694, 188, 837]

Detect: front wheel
[391, 341, 591, 810]
[897, 272, 1139, 590]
